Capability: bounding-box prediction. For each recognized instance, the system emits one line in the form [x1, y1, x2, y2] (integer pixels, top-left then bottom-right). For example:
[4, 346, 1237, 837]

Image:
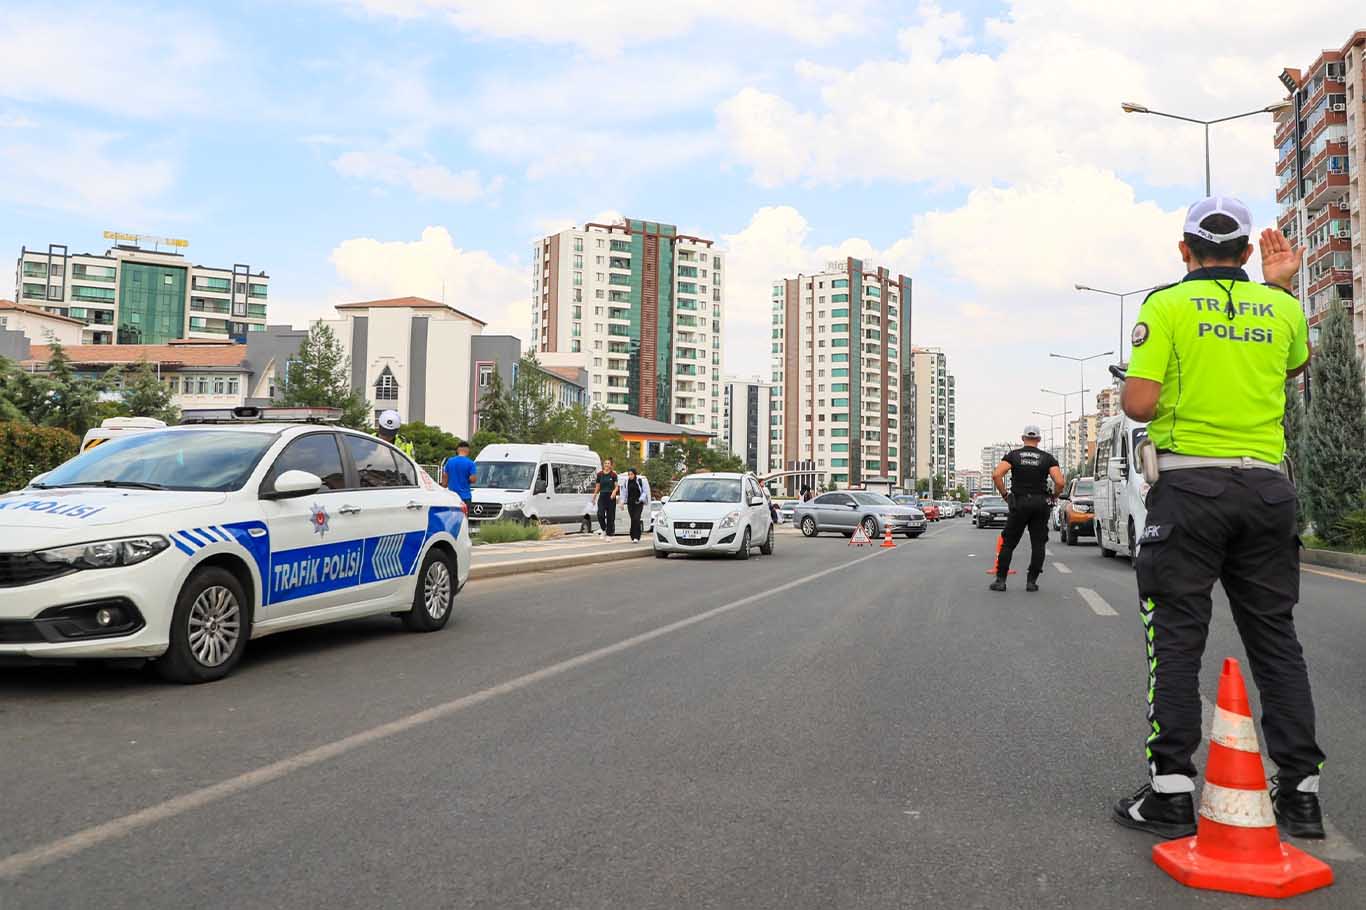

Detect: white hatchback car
[0, 409, 470, 683]
[653, 473, 774, 559]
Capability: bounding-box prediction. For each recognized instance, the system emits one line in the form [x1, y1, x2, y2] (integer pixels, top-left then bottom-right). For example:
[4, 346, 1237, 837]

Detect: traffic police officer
[1112, 197, 1325, 840]
[990, 424, 1066, 592]
[376, 409, 415, 460]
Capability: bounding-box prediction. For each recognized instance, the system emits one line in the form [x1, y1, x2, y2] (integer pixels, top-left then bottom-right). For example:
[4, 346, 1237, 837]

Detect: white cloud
[340, 0, 869, 56]
[332, 150, 503, 202]
[472, 124, 718, 182]
[0, 131, 176, 218]
[327, 227, 528, 338]
[0, 5, 224, 117]
[718, 0, 1363, 195]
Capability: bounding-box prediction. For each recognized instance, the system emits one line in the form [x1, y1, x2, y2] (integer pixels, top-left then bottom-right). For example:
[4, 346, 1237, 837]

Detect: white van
[1093, 413, 1150, 559]
[467, 443, 607, 530]
[80, 416, 168, 452]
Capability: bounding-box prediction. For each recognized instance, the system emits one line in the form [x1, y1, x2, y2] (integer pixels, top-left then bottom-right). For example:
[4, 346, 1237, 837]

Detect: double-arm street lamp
[1040, 386, 1090, 467]
[1032, 409, 1065, 454]
[1074, 284, 1159, 362]
[1120, 100, 1292, 195]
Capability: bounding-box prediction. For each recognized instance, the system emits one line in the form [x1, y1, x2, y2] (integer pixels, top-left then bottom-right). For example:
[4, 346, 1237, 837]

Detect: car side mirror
[1107, 456, 1126, 482]
[749, 496, 766, 507]
[661, 496, 669, 504]
[264, 469, 322, 499]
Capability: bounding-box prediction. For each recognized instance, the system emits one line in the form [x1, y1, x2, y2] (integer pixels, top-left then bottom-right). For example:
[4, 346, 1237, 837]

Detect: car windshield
[1072, 480, 1095, 497]
[669, 477, 742, 503]
[473, 461, 536, 491]
[979, 496, 1006, 507]
[34, 430, 274, 492]
[850, 492, 895, 506]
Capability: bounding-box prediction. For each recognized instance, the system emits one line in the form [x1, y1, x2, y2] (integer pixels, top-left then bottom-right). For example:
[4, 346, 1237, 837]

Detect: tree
[0, 357, 26, 423]
[119, 358, 180, 423]
[279, 321, 370, 428]
[642, 452, 677, 496]
[544, 403, 626, 464]
[1284, 379, 1308, 532]
[475, 373, 514, 438]
[1303, 305, 1366, 546]
[35, 341, 108, 437]
[469, 429, 507, 458]
[398, 421, 463, 466]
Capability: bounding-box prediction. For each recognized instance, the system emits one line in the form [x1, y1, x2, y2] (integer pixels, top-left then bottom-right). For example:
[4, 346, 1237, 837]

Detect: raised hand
[1259, 227, 1302, 291]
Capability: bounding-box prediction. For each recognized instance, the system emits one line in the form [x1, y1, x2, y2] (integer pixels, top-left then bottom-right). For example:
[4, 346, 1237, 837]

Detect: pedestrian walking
[1111, 196, 1325, 840]
[624, 467, 651, 542]
[800, 485, 813, 503]
[989, 424, 1065, 593]
[440, 441, 477, 506]
[591, 458, 619, 536]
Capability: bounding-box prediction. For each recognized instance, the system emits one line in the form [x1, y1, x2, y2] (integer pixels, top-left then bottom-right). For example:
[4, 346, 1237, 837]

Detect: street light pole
[1075, 284, 1159, 361]
[1032, 409, 1064, 454]
[1121, 101, 1292, 195]
[1042, 387, 1090, 470]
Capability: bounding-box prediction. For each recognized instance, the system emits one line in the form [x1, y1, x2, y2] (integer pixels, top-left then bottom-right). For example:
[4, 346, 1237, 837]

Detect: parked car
[468, 443, 646, 534]
[773, 498, 798, 524]
[793, 491, 927, 539]
[975, 495, 1009, 529]
[0, 407, 470, 683]
[1059, 476, 1097, 545]
[653, 473, 774, 559]
[921, 503, 941, 522]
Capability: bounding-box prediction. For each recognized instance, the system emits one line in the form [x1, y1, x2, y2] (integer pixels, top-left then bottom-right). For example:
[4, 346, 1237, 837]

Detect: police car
[0, 407, 470, 683]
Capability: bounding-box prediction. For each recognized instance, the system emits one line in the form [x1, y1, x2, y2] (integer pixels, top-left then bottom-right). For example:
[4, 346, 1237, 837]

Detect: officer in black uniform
[990, 424, 1066, 593]
[1111, 197, 1325, 840]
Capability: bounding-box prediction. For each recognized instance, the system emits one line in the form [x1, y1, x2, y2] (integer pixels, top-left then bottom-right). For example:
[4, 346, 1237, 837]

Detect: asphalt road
[2, 520, 1363, 909]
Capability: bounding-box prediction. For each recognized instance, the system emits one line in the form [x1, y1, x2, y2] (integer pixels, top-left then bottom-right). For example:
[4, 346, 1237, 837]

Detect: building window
[374, 367, 400, 401]
[227, 377, 239, 395]
[197, 377, 210, 395]
[478, 365, 494, 389]
[574, 237, 583, 252]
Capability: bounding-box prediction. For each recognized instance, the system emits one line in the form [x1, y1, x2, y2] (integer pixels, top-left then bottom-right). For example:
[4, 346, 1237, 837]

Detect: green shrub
[1334, 507, 1366, 553]
[0, 421, 80, 493]
[473, 519, 543, 545]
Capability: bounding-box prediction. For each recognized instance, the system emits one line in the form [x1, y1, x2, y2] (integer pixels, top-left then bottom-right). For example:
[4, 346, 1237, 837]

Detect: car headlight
[1074, 503, 1093, 513]
[657, 513, 671, 528]
[35, 536, 170, 570]
[718, 510, 742, 530]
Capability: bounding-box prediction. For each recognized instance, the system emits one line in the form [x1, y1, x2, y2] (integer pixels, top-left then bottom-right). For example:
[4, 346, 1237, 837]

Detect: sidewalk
[469, 532, 653, 580]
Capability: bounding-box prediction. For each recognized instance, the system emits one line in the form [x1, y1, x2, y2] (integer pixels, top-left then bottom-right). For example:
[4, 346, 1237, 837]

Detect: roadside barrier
[1152, 658, 1333, 898]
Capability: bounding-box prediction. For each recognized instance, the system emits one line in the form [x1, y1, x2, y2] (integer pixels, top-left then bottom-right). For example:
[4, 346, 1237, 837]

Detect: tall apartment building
[723, 376, 777, 474]
[1275, 31, 1366, 370]
[1065, 414, 1100, 474]
[1095, 386, 1121, 420]
[981, 442, 1013, 474]
[907, 346, 956, 490]
[771, 260, 911, 492]
[531, 218, 725, 435]
[15, 236, 269, 346]
[957, 469, 983, 495]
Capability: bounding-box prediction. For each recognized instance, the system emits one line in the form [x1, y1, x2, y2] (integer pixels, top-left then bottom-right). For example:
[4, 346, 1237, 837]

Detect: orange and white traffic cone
[1151, 658, 1333, 899]
[985, 534, 1017, 575]
[881, 521, 896, 549]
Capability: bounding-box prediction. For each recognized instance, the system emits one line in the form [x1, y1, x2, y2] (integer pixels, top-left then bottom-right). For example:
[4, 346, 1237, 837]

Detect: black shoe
[1026, 579, 1039, 592]
[1272, 777, 1325, 839]
[989, 579, 1007, 592]
[1112, 783, 1197, 839]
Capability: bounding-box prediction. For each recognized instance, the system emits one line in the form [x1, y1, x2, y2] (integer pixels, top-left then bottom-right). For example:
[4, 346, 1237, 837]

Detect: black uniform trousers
[627, 501, 644, 540]
[1135, 467, 1324, 785]
[997, 493, 1051, 580]
[597, 494, 616, 535]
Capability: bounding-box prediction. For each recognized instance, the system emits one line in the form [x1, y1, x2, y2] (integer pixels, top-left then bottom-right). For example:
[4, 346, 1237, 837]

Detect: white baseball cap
[378, 410, 401, 431]
[1183, 196, 1252, 243]
[1022, 424, 1042, 439]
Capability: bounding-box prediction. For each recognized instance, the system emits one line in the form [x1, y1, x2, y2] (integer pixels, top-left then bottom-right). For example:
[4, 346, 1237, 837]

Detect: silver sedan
[793, 491, 927, 539]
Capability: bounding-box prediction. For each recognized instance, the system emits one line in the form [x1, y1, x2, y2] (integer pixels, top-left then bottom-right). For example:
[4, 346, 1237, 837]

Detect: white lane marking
[0, 548, 892, 881]
[1198, 695, 1362, 861]
[1076, 587, 1118, 616]
[1053, 562, 1072, 575]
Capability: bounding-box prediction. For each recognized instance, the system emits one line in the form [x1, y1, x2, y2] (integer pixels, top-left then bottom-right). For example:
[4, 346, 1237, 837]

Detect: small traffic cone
[881, 521, 896, 549]
[985, 534, 1017, 575]
[1151, 658, 1333, 899]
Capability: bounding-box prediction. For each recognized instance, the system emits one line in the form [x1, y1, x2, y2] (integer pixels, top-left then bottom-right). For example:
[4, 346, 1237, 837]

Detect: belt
[1157, 454, 1283, 473]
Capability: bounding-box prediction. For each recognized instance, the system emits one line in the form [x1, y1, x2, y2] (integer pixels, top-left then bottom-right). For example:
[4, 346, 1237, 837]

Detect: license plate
[676, 528, 708, 540]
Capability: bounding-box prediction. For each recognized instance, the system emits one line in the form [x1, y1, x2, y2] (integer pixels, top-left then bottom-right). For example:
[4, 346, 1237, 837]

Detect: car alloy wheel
[801, 516, 818, 537]
[187, 585, 241, 668]
[862, 517, 878, 539]
[423, 559, 452, 621]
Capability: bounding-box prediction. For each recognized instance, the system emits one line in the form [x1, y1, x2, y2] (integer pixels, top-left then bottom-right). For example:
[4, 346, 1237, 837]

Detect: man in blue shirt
[441, 442, 477, 504]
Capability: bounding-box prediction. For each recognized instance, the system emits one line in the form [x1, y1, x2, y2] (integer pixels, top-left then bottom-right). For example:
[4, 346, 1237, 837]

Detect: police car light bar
[179, 406, 343, 424]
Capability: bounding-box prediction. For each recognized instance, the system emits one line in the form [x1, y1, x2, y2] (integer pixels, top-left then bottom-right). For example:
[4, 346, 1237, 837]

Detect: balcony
[1305, 202, 1351, 235]
[1305, 173, 1350, 210]
[1274, 117, 1297, 148]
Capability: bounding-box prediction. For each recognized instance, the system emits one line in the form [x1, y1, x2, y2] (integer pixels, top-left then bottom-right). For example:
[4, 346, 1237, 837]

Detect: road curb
[1302, 547, 1366, 575]
[470, 545, 654, 580]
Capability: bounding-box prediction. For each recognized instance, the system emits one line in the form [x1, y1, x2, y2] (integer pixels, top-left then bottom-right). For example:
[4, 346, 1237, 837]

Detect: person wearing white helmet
[375, 409, 414, 459]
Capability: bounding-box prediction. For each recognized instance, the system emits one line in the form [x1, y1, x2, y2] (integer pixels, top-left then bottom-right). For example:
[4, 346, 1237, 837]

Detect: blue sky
[2, 0, 1355, 460]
